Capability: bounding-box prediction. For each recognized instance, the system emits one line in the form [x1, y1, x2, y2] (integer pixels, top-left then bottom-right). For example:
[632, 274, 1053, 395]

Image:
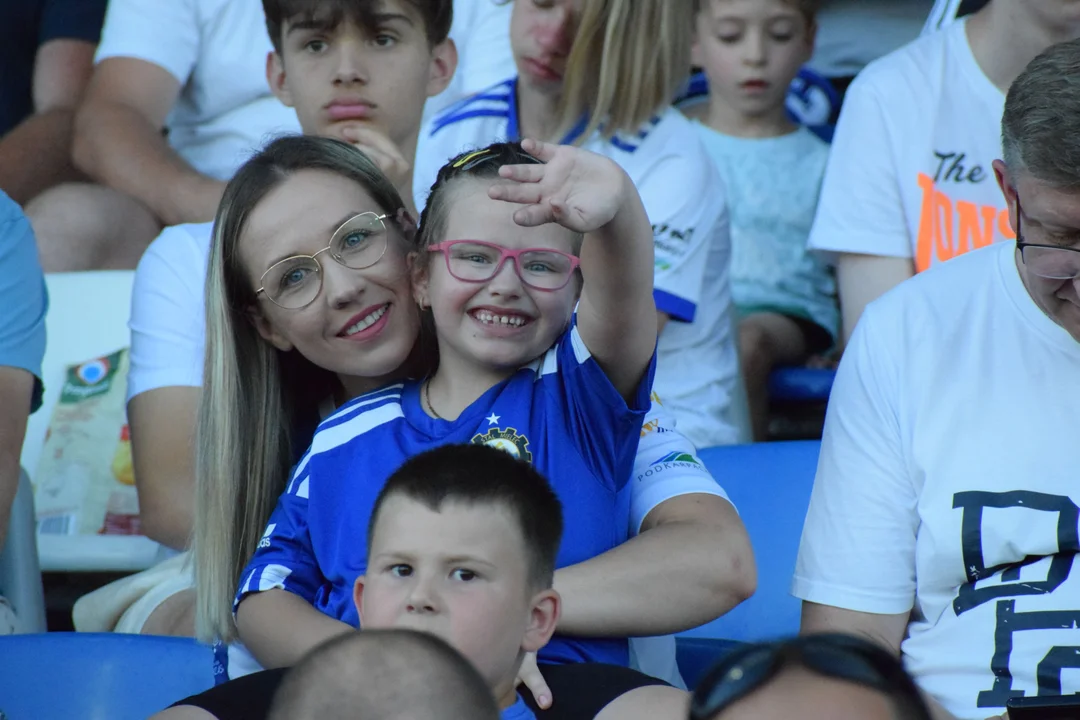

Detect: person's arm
[801, 603, 967, 720]
[0, 199, 47, 551]
[836, 253, 914, 345]
[554, 493, 754, 637]
[807, 67, 918, 343]
[235, 590, 353, 669]
[0, 39, 97, 204]
[232, 459, 344, 667]
[493, 138, 656, 399]
[125, 226, 208, 549]
[72, 58, 225, 226]
[0, 368, 34, 552]
[127, 388, 197, 549]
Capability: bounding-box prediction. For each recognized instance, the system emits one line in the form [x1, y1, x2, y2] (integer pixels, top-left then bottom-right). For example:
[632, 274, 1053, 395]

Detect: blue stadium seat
[768, 367, 836, 403]
[675, 636, 744, 689]
[680, 441, 820, 645]
[0, 632, 214, 719]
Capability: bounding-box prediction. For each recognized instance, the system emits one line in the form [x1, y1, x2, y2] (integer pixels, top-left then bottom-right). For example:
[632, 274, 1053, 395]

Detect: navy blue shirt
[1, 0, 107, 136]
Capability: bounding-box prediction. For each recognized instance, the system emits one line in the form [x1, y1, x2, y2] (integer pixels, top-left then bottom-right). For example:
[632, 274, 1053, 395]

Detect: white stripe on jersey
[322, 384, 404, 425]
[292, 394, 403, 479]
[257, 564, 293, 592]
[569, 325, 591, 365]
[296, 477, 309, 500]
[309, 401, 404, 463]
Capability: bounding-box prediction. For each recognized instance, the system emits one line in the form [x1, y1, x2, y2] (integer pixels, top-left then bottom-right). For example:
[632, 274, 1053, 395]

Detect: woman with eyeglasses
[152, 135, 754, 720]
[689, 634, 932, 720]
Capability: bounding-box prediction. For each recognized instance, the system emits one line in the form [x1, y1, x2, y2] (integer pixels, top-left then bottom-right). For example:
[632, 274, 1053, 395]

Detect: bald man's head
[268, 629, 500, 720]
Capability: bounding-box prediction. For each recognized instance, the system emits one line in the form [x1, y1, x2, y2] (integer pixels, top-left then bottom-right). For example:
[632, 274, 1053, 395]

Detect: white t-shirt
[422, 0, 514, 124]
[94, 0, 301, 181]
[792, 242, 1080, 719]
[415, 79, 741, 448]
[808, 19, 1010, 273]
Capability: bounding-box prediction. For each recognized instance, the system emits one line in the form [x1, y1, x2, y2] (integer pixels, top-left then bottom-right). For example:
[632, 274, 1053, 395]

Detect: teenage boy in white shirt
[808, 0, 1080, 343]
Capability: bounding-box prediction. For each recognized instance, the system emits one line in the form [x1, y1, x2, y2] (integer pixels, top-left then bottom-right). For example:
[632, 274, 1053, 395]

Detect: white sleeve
[644, 148, 726, 323]
[807, 71, 913, 260]
[127, 225, 207, 402]
[94, 0, 199, 84]
[630, 398, 731, 535]
[791, 300, 918, 615]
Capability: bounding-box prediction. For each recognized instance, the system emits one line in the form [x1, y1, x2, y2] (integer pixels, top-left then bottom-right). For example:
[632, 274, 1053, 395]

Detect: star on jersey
[485, 413, 500, 426]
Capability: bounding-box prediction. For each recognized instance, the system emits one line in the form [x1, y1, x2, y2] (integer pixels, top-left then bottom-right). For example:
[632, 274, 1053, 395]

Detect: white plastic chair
[19, 271, 165, 573]
[0, 469, 47, 632]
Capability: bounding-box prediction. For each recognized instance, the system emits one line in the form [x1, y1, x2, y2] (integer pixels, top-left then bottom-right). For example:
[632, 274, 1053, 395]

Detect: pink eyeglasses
[427, 240, 580, 291]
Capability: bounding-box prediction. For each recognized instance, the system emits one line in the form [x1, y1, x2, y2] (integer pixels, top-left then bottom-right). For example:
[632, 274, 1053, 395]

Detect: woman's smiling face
[240, 169, 421, 385]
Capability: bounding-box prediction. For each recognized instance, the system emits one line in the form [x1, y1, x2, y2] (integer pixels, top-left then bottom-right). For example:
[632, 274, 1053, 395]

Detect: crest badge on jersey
[471, 427, 533, 463]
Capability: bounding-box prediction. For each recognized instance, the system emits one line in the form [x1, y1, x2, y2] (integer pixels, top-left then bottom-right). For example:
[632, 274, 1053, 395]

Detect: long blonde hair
[557, 0, 693, 142]
[195, 136, 409, 643]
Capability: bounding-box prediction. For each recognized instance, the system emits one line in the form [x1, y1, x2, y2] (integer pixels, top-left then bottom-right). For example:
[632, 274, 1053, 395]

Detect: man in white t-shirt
[794, 39, 1080, 720]
[23, 0, 302, 273]
[809, 0, 1080, 343]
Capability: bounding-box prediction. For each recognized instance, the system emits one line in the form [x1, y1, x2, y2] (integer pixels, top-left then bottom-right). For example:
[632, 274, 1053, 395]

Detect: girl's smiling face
[240, 169, 421, 386]
[413, 179, 581, 375]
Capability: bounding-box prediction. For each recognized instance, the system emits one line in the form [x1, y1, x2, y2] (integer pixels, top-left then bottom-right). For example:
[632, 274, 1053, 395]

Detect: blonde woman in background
[415, 0, 743, 452]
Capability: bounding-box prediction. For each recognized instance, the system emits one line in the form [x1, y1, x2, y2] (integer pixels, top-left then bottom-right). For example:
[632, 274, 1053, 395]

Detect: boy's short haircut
[369, 444, 564, 591]
[268, 629, 499, 720]
[262, 0, 453, 53]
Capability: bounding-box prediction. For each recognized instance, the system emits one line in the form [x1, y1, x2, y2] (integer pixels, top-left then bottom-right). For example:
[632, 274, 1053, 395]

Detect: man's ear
[410, 253, 431, 309]
[249, 305, 295, 352]
[426, 38, 458, 98]
[522, 589, 561, 654]
[267, 50, 295, 107]
[993, 159, 1018, 235]
[353, 575, 367, 625]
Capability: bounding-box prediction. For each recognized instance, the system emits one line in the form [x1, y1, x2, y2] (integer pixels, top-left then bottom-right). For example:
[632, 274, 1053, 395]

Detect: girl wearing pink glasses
[227, 138, 694, 719]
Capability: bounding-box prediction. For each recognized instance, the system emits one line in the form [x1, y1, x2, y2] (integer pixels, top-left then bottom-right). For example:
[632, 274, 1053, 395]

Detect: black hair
[368, 444, 564, 590]
[263, 0, 453, 53]
[416, 142, 545, 256]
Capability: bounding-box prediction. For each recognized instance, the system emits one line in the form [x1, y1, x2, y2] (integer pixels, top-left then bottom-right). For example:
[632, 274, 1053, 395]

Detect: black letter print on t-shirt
[952, 491, 1080, 707]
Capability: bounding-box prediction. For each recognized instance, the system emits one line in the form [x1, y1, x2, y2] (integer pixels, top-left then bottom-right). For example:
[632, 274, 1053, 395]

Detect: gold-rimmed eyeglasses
[255, 211, 390, 309]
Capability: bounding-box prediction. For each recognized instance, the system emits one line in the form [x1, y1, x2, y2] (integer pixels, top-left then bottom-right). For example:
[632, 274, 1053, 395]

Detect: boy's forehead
[371, 496, 527, 560]
[282, 0, 420, 33]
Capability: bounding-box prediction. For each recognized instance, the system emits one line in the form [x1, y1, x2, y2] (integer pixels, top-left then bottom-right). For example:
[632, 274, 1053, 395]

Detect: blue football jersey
[236, 322, 655, 667]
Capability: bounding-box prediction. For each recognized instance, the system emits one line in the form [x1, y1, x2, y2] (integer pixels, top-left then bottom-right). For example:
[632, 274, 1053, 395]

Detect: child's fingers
[520, 137, 559, 162]
[488, 181, 544, 205]
[512, 205, 555, 228]
[498, 163, 546, 183]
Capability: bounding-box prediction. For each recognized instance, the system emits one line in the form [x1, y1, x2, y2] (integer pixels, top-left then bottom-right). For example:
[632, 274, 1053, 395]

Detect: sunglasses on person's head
[689, 634, 932, 720]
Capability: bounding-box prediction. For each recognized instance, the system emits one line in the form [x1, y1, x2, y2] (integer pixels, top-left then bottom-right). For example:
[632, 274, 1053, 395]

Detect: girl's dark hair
[415, 142, 543, 257]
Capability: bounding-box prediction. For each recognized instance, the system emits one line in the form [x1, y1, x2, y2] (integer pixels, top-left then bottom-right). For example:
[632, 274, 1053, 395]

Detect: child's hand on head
[490, 138, 629, 235]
